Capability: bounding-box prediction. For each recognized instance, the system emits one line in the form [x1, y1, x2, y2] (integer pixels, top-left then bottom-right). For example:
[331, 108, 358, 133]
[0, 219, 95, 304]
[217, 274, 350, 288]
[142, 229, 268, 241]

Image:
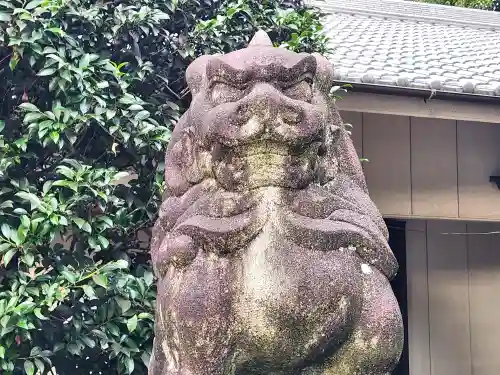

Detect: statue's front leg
[149, 253, 235, 375]
[305, 263, 404, 375]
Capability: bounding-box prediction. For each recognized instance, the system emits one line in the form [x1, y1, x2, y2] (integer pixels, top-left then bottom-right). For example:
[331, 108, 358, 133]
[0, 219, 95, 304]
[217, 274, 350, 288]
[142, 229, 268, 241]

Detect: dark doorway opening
[385, 219, 409, 375]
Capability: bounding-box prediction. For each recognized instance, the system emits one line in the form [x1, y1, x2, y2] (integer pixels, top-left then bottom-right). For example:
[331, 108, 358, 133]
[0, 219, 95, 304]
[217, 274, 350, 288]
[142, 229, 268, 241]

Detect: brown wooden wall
[406, 219, 500, 375]
[340, 111, 500, 221]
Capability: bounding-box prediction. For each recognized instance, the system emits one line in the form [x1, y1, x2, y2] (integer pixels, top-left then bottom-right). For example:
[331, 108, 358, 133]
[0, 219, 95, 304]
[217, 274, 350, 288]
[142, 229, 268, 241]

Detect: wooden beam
[335, 92, 500, 124]
[383, 214, 500, 223]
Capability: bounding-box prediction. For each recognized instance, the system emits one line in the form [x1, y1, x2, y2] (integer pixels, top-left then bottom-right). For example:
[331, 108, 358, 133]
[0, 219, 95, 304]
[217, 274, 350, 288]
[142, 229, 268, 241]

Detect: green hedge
[0, 0, 330, 373]
[418, 0, 498, 9]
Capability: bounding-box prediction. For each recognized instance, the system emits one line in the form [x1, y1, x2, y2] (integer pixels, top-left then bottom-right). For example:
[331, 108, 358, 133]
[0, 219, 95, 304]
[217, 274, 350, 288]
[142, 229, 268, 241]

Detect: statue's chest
[230, 228, 364, 365]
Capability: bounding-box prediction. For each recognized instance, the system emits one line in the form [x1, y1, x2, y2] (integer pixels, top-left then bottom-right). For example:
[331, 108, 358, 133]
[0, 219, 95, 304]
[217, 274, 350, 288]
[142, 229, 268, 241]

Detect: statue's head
[164, 30, 362, 195]
[156, 31, 397, 280]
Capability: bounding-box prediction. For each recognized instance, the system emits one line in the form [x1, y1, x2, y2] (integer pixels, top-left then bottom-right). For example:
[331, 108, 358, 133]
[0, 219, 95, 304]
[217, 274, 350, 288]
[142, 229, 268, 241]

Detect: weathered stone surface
[149, 30, 404, 375]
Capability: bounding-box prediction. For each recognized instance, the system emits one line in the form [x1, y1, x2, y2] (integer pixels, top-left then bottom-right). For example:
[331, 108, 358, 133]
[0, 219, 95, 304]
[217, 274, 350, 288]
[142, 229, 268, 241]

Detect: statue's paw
[311, 267, 404, 375]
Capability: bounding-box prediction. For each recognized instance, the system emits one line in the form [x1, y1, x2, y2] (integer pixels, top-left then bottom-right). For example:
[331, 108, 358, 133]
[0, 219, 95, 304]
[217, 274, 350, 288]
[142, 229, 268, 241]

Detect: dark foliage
[0, 0, 330, 373]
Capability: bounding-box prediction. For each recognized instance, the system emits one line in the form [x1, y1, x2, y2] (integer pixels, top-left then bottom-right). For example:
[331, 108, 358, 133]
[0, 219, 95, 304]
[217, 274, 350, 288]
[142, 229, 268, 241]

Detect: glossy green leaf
[97, 81, 109, 89]
[79, 54, 91, 68]
[23, 252, 34, 266]
[24, 112, 45, 123]
[34, 359, 45, 375]
[81, 335, 96, 348]
[83, 285, 97, 299]
[106, 109, 117, 119]
[3, 249, 17, 266]
[0, 12, 11, 22]
[24, 360, 34, 375]
[1, 224, 11, 239]
[18, 103, 40, 112]
[81, 222, 92, 233]
[30, 347, 41, 356]
[25, 0, 43, 9]
[144, 271, 154, 286]
[97, 235, 109, 248]
[92, 274, 108, 288]
[127, 315, 138, 332]
[15, 192, 42, 210]
[115, 297, 131, 313]
[134, 110, 150, 121]
[61, 269, 77, 284]
[37, 68, 57, 76]
[34, 307, 49, 320]
[125, 358, 135, 374]
[128, 104, 143, 111]
[72, 217, 86, 229]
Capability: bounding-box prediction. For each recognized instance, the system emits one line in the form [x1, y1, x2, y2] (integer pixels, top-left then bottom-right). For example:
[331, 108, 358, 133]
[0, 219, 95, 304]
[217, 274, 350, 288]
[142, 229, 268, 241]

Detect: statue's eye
[211, 82, 245, 105]
[283, 78, 313, 102]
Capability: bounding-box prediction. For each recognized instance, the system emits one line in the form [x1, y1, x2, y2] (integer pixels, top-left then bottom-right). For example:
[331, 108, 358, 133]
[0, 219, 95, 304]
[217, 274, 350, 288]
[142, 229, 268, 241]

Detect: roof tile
[313, 0, 500, 96]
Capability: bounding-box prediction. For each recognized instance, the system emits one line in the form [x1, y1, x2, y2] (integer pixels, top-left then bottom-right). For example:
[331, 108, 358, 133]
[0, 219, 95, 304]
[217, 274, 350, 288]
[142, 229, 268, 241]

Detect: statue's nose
[236, 83, 303, 135]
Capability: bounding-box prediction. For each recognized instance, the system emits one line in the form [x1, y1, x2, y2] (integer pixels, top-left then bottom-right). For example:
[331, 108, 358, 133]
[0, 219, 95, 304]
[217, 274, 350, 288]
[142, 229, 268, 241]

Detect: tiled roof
[311, 0, 500, 97]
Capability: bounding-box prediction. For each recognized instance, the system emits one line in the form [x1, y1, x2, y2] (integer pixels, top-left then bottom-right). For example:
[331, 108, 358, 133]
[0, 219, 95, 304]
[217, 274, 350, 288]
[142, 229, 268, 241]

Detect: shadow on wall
[386, 219, 409, 375]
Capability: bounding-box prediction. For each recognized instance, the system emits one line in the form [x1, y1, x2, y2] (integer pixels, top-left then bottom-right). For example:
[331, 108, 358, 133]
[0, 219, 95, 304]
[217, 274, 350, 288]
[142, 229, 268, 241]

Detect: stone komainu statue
[149, 31, 404, 375]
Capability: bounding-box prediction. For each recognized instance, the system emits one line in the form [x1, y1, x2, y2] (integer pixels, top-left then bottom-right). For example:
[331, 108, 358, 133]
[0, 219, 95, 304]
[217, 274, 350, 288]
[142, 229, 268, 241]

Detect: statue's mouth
[211, 140, 320, 191]
[231, 138, 318, 155]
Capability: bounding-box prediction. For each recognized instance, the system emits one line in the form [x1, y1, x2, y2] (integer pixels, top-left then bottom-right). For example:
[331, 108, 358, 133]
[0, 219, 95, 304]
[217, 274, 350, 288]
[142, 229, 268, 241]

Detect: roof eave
[335, 81, 500, 105]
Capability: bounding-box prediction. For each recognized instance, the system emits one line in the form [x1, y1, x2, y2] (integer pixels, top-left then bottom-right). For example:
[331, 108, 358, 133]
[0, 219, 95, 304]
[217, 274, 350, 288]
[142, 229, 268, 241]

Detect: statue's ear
[185, 55, 214, 95]
[310, 52, 368, 193]
[178, 127, 208, 184]
[164, 127, 206, 197]
[332, 120, 369, 194]
[311, 53, 335, 93]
